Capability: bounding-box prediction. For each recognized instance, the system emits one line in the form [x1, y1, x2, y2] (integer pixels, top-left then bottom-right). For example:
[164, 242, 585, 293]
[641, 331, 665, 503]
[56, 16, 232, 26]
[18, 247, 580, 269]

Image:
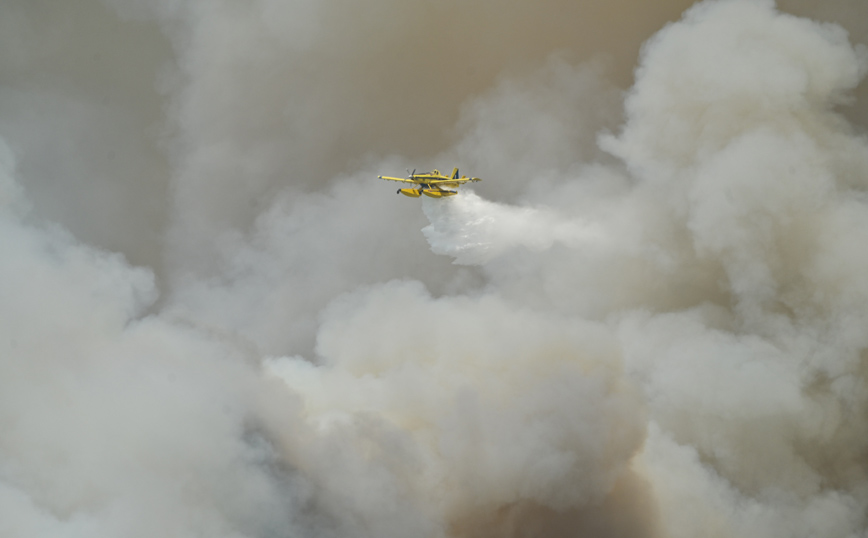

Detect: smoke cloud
[3, 0, 868, 537]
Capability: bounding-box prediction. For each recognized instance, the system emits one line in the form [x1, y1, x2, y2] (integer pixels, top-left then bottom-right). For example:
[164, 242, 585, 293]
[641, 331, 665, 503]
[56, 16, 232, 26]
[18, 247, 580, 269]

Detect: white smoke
[0, 144, 308, 537]
[608, 3, 868, 536]
[4, 0, 868, 537]
[265, 279, 644, 533]
[420, 1, 868, 536]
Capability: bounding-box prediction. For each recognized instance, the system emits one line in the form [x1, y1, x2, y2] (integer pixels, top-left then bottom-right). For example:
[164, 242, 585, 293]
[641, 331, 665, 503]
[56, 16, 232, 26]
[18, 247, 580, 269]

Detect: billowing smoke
[3, 0, 868, 537]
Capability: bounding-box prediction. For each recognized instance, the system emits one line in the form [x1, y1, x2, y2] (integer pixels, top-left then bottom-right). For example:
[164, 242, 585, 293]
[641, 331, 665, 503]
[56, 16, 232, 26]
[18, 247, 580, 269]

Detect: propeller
[406, 168, 416, 178]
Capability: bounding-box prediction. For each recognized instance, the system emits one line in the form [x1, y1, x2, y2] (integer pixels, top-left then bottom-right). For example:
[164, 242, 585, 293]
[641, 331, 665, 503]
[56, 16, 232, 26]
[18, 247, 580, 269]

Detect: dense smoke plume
[3, 0, 868, 537]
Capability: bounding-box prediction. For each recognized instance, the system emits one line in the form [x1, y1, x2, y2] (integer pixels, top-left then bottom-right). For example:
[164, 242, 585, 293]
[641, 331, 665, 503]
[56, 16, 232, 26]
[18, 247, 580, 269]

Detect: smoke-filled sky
[3, 1, 868, 537]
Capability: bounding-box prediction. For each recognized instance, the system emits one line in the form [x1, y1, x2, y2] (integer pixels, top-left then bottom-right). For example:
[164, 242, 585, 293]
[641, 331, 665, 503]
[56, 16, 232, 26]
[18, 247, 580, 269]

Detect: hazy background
[2, 1, 868, 537]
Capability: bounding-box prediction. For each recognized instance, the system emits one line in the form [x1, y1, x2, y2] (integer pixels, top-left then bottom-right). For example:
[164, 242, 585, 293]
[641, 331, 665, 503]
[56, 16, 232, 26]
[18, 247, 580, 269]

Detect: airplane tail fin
[451, 167, 459, 180]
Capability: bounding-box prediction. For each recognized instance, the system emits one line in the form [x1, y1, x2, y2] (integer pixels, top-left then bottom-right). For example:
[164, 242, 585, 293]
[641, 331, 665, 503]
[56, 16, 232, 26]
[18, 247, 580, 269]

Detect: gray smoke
[2, 0, 868, 537]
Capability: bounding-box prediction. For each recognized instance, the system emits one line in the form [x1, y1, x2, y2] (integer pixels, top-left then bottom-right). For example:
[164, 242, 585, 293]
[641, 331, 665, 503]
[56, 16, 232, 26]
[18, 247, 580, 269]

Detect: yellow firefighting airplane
[378, 168, 481, 198]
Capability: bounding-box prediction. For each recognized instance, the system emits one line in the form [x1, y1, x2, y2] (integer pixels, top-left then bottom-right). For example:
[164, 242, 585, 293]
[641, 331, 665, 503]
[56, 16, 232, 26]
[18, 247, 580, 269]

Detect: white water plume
[421, 193, 607, 266]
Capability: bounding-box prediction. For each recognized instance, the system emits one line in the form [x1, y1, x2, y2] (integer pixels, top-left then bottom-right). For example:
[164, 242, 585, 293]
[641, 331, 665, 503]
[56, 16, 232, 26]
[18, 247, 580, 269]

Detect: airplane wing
[379, 171, 480, 186]
[379, 176, 420, 184]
